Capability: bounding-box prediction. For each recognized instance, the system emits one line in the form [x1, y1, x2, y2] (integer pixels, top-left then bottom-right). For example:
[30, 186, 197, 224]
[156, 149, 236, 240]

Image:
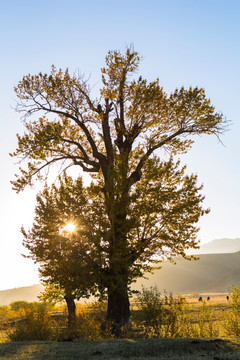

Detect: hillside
[0, 284, 44, 306]
[133, 251, 240, 294]
[1, 238, 240, 305]
[187, 237, 240, 255]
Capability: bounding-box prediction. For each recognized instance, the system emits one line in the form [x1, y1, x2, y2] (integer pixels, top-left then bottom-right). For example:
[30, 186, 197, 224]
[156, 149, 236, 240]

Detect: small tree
[12, 47, 226, 333]
[22, 174, 99, 332]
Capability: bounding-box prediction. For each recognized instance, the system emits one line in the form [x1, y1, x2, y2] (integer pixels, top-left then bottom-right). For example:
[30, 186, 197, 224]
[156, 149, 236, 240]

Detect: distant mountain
[0, 284, 44, 306]
[133, 251, 240, 294]
[1, 238, 240, 305]
[187, 238, 240, 255]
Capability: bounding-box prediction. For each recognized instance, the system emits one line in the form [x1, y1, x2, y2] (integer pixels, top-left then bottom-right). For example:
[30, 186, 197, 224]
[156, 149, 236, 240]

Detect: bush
[8, 303, 57, 341]
[9, 301, 30, 313]
[137, 286, 193, 338]
[196, 300, 219, 338]
[8, 299, 109, 341]
[0, 306, 16, 331]
[57, 301, 109, 340]
[224, 285, 240, 336]
[76, 301, 109, 339]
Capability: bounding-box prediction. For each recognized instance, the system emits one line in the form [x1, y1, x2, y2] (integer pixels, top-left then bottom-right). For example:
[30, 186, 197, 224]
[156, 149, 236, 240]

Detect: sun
[60, 222, 76, 237]
[63, 222, 76, 233]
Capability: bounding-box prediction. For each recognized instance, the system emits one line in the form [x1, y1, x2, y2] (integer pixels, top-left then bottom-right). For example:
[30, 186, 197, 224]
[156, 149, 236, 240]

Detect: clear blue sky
[0, 0, 239, 290]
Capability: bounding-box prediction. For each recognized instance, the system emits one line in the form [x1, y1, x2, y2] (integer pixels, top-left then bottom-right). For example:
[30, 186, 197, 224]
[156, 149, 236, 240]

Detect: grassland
[0, 293, 240, 359]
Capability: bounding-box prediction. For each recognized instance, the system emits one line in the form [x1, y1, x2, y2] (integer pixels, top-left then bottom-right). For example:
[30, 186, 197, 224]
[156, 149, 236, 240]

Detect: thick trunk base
[106, 285, 131, 337]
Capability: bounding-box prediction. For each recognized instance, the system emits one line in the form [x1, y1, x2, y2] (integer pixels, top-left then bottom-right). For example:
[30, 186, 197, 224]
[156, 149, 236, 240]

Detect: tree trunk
[104, 166, 131, 336]
[106, 278, 131, 337]
[64, 295, 76, 336]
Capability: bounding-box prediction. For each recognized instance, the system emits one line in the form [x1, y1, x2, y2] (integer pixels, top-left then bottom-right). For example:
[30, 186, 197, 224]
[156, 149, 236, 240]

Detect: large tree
[12, 47, 225, 333]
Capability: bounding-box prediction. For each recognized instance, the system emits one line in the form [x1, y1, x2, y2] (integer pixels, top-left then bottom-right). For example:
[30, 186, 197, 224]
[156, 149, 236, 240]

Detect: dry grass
[131, 292, 231, 338]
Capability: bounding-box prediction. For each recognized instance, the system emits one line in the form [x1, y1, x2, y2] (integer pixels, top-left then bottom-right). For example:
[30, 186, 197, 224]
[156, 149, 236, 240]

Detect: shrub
[57, 301, 109, 340]
[0, 306, 16, 333]
[224, 285, 240, 336]
[8, 302, 57, 341]
[76, 301, 109, 339]
[196, 300, 219, 338]
[137, 286, 193, 338]
[9, 301, 29, 312]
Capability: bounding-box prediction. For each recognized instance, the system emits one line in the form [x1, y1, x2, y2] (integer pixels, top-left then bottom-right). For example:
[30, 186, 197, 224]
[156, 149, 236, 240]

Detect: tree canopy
[12, 48, 224, 192]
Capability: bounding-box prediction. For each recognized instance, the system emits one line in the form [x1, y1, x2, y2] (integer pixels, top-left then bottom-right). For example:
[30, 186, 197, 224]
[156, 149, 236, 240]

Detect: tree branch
[102, 98, 114, 162]
[18, 98, 107, 165]
[128, 128, 185, 187]
[62, 138, 100, 168]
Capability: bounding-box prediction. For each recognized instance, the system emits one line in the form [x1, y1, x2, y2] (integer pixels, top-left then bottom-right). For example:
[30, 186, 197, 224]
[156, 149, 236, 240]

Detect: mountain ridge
[187, 237, 240, 255]
[1, 237, 240, 304]
[134, 250, 240, 294]
[0, 284, 44, 306]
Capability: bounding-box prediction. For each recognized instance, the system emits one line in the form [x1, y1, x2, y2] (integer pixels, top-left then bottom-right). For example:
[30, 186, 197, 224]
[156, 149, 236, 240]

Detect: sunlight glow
[63, 222, 76, 233]
[60, 222, 76, 237]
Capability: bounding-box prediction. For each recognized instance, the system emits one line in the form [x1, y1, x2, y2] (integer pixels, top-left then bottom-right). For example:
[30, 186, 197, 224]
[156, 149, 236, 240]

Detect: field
[0, 293, 240, 359]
